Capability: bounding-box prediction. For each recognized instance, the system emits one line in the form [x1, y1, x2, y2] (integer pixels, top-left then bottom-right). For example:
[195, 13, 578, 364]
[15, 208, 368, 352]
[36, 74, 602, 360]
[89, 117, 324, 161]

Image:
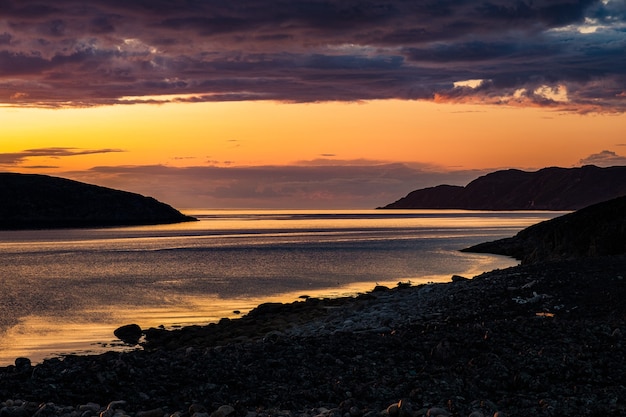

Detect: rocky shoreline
[1, 256, 626, 417]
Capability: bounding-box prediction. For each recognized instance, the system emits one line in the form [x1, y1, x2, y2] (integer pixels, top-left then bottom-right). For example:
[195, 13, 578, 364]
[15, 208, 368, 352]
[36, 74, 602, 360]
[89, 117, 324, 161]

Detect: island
[381, 165, 626, 210]
[0, 173, 196, 229]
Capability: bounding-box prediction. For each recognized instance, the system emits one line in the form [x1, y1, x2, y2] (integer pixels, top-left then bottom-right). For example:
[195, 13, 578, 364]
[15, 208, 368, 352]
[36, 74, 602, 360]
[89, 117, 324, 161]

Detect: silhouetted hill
[0, 173, 196, 230]
[382, 165, 626, 210]
[462, 196, 626, 264]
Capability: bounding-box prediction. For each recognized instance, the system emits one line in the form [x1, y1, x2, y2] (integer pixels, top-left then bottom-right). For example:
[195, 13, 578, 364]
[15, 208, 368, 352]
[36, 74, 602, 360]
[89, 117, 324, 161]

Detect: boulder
[114, 324, 143, 345]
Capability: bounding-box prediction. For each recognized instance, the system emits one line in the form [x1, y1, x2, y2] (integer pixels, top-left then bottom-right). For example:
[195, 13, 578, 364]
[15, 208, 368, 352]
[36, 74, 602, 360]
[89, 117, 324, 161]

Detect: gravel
[1, 256, 625, 417]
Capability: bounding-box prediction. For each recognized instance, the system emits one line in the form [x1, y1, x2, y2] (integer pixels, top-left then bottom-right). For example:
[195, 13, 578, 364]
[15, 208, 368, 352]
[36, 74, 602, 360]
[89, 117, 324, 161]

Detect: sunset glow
[1, 1, 625, 208]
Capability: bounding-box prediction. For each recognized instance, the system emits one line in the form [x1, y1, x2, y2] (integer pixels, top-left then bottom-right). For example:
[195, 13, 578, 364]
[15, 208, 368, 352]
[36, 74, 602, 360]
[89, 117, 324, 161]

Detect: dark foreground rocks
[463, 195, 626, 264]
[1, 256, 626, 417]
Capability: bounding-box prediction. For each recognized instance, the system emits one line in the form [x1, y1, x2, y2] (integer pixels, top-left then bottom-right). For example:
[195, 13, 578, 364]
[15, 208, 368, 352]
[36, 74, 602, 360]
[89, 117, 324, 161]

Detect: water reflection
[0, 210, 561, 365]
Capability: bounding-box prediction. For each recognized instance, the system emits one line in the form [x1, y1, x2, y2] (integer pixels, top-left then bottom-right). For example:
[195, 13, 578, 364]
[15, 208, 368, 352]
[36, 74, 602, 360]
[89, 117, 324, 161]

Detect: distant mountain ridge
[0, 173, 196, 230]
[382, 165, 626, 210]
[462, 195, 626, 264]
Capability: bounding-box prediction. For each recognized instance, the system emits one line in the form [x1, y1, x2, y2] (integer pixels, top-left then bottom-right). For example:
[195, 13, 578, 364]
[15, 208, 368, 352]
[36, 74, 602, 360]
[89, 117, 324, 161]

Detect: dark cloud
[476, 0, 597, 26]
[0, 51, 50, 75]
[0, 147, 124, 166]
[64, 162, 484, 209]
[578, 150, 626, 167]
[0, 2, 61, 19]
[0, 0, 624, 112]
[0, 32, 11, 45]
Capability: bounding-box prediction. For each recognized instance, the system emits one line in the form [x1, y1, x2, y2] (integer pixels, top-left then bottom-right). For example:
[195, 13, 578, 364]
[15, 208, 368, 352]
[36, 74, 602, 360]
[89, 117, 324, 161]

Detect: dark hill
[462, 195, 626, 264]
[0, 173, 196, 230]
[382, 165, 626, 210]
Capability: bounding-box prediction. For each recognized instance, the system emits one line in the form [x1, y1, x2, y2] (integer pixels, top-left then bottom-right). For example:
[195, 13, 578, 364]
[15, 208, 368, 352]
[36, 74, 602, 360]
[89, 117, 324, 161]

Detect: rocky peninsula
[463, 195, 626, 264]
[1, 197, 625, 417]
[0, 173, 195, 229]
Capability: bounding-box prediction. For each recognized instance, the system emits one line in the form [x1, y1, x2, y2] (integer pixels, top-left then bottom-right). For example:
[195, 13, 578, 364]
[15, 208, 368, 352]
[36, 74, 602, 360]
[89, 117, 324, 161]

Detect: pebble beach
[1, 255, 625, 417]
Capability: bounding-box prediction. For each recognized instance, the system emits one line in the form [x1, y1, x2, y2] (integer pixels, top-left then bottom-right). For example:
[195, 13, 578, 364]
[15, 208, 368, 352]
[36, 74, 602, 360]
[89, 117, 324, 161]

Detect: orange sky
[3, 100, 625, 170]
[1, 1, 625, 208]
[1, 99, 625, 208]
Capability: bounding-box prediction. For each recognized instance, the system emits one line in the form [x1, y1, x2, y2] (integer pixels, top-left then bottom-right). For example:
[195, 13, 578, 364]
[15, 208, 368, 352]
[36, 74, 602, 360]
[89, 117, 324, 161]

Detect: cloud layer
[0, 146, 483, 208]
[67, 162, 483, 209]
[1, 0, 624, 111]
[2, 147, 624, 208]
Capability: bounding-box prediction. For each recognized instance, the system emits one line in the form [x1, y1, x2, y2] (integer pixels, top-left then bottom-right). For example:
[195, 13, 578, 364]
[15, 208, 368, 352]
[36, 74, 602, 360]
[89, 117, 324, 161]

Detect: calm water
[0, 209, 561, 365]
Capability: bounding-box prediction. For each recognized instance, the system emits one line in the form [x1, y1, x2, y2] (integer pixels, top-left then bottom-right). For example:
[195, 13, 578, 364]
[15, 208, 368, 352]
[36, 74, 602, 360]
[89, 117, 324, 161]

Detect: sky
[1, 0, 625, 209]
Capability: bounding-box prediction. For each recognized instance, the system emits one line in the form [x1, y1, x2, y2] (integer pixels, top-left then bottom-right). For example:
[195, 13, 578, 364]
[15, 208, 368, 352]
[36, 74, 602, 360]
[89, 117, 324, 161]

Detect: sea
[0, 209, 562, 365]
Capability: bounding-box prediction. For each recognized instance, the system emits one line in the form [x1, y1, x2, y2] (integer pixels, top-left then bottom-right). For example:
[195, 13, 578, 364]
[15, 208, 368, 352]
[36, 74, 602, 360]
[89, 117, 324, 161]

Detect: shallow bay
[0, 209, 560, 365]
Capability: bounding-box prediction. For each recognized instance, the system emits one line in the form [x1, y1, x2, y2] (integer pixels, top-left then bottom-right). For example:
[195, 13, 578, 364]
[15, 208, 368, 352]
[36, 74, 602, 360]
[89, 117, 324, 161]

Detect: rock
[100, 401, 127, 417]
[114, 324, 143, 345]
[189, 404, 206, 415]
[386, 403, 398, 417]
[426, 408, 450, 417]
[431, 339, 452, 362]
[33, 404, 58, 417]
[14, 357, 31, 371]
[78, 403, 101, 413]
[397, 400, 413, 417]
[0, 406, 29, 417]
[136, 409, 164, 417]
[348, 406, 362, 417]
[216, 406, 235, 417]
[210, 405, 235, 417]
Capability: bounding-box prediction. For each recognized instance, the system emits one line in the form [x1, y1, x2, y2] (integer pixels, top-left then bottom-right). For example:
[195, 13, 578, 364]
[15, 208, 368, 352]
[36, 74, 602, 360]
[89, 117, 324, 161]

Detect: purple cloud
[0, 147, 124, 166]
[63, 162, 485, 209]
[579, 150, 626, 167]
[0, 0, 623, 112]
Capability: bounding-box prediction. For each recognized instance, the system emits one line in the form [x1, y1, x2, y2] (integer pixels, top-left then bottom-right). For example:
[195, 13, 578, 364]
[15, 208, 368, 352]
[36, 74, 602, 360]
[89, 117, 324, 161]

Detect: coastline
[2, 255, 625, 417]
[0, 275, 475, 366]
[0, 208, 538, 367]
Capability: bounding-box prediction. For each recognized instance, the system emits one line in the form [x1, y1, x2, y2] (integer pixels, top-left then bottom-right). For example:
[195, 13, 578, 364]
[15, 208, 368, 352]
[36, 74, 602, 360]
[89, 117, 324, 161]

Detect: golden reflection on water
[0, 274, 466, 366]
[0, 209, 555, 366]
[178, 209, 557, 232]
